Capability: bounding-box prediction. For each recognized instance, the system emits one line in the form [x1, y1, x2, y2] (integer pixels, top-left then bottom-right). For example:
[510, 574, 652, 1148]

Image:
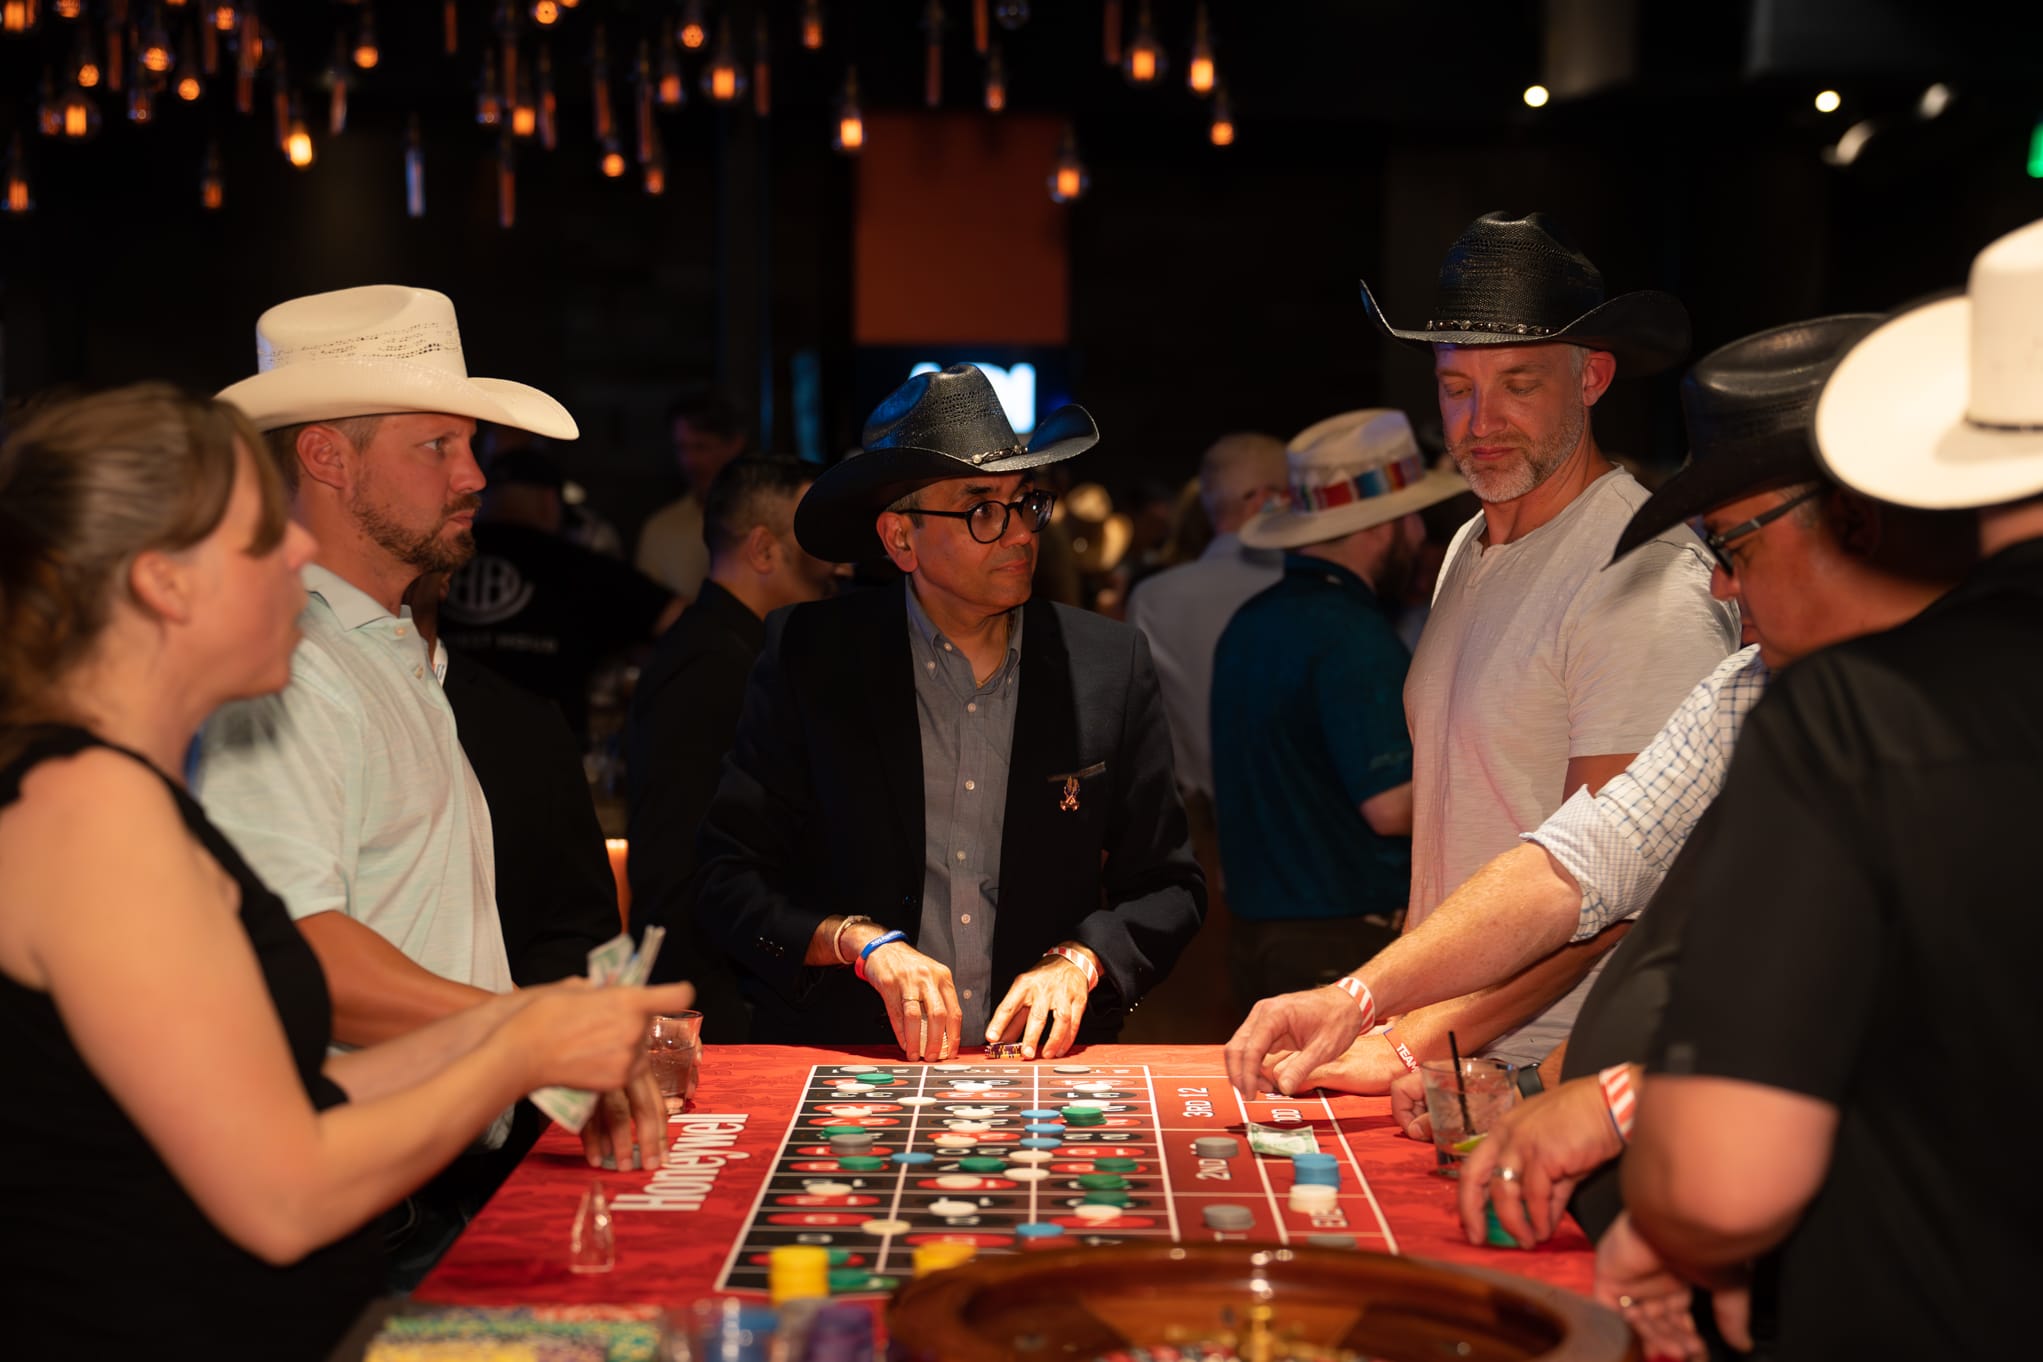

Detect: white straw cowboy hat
[1815, 217, 2043, 509]
[216, 285, 578, 438]
[1240, 408, 1467, 549]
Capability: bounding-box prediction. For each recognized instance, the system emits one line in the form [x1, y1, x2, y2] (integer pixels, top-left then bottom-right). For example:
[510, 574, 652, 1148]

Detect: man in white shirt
[1125, 432, 1289, 804]
[201, 288, 671, 1234]
[1228, 213, 1737, 1090]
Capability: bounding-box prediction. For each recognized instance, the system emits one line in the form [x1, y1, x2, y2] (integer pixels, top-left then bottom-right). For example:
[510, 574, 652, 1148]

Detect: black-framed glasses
[914, 487, 1057, 544]
[1690, 485, 1825, 574]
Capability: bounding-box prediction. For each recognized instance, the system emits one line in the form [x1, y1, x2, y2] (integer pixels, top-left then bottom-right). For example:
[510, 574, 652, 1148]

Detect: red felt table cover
[418, 1044, 1595, 1307]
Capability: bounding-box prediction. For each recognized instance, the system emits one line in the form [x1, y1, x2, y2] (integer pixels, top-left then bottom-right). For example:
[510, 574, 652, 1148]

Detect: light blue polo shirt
[197, 564, 513, 996]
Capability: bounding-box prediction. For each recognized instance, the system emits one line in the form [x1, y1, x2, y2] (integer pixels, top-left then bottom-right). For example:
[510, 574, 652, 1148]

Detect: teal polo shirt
[1211, 554, 1413, 922]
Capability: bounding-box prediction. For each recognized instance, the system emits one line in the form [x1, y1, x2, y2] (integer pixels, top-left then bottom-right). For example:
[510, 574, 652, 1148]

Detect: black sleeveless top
[0, 726, 382, 1359]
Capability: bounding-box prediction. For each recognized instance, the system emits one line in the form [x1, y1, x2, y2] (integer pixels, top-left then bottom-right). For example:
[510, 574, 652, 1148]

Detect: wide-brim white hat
[216, 284, 578, 439]
[1815, 217, 2043, 510]
[1240, 407, 1467, 549]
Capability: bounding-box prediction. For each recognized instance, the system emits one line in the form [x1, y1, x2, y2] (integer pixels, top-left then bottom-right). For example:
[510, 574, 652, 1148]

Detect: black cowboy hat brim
[794, 403, 1099, 562]
[1608, 437, 1824, 564]
[1359, 279, 1692, 378]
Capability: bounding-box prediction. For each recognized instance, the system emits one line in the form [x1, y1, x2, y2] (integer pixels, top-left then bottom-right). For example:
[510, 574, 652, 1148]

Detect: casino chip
[859, 1219, 913, 1235]
[928, 1199, 978, 1217]
[837, 1065, 877, 1073]
[1307, 1234, 1358, 1249]
[897, 1096, 938, 1107]
[1053, 1065, 1091, 1074]
[932, 1174, 986, 1189]
[1015, 1222, 1065, 1238]
[1203, 1204, 1255, 1230]
[1006, 1167, 1050, 1182]
[889, 1151, 934, 1166]
[804, 1182, 853, 1196]
[1073, 1203, 1123, 1222]
[1193, 1137, 1240, 1159]
[982, 1042, 1027, 1059]
[1007, 1149, 1054, 1163]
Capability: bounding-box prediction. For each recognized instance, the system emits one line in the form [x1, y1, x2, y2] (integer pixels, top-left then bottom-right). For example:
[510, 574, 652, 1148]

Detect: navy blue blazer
[693, 584, 1205, 1045]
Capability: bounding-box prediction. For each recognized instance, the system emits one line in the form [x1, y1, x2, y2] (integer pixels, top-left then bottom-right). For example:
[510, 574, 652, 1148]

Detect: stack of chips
[912, 1242, 978, 1276]
[1291, 1153, 1341, 1190]
[1059, 1105, 1106, 1127]
[1289, 1182, 1338, 1216]
[770, 1246, 831, 1305]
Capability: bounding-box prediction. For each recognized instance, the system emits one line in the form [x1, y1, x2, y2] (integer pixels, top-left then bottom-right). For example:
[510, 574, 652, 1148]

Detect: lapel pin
[1059, 776, 1080, 812]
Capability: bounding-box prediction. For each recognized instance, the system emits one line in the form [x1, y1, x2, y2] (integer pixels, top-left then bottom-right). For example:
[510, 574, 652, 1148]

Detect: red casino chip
[806, 1116, 901, 1127]
[797, 1145, 896, 1158]
[903, 1232, 1014, 1247]
[766, 1212, 872, 1227]
[814, 1105, 903, 1117]
[1050, 1215, 1158, 1230]
[773, 1194, 882, 1208]
[911, 1176, 1015, 1192]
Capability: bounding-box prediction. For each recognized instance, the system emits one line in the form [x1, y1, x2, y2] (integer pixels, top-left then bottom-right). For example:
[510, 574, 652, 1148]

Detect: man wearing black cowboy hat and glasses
[1230, 213, 1739, 1094]
[693, 365, 1205, 1061]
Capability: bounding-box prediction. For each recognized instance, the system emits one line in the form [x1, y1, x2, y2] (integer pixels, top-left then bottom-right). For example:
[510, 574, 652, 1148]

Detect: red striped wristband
[1332, 976, 1378, 1031]
[1042, 945, 1099, 991]
[1598, 1064, 1636, 1142]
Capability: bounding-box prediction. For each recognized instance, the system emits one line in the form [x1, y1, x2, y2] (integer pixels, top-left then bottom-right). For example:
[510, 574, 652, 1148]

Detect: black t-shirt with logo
[443, 523, 673, 741]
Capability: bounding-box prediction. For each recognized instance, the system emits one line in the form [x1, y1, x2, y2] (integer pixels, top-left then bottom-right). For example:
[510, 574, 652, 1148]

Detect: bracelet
[1383, 1028, 1420, 1074]
[1041, 945, 1099, 991]
[1332, 976, 1378, 1031]
[831, 915, 876, 966]
[854, 930, 906, 982]
[1598, 1064, 1636, 1142]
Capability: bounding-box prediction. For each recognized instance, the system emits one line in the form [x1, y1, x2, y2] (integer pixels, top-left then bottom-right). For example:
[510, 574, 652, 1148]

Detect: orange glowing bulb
[77, 61, 100, 88]
[533, 0, 559, 24]
[177, 74, 202, 101]
[286, 123, 313, 167]
[1056, 166, 1081, 199]
[1210, 118, 1234, 146]
[212, 5, 235, 32]
[512, 104, 536, 137]
[710, 65, 737, 101]
[143, 44, 174, 74]
[7, 179, 28, 214]
[838, 115, 863, 149]
[62, 101, 87, 137]
[1130, 48, 1156, 83]
[1189, 56, 1214, 93]
[601, 148, 626, 177]
[680, 22, 706, 49]
[202, 178, 223, 208]
[658, 72, 681, 104]
[645, 163, 665, 195]
[354, 43, 378, 69]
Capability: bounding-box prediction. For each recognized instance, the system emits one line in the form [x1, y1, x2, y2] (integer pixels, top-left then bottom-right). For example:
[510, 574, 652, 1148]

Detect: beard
[1449, 399, 1588, 504]
[1374, 530, 1420, 603]
[349, 479, 481, 574]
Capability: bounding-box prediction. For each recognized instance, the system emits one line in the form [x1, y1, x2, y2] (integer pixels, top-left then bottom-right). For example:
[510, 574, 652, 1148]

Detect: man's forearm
[297, 911, 498, 1046]
[1362, 844, 1586, 1017]
[1387, 923, 1631, 1061]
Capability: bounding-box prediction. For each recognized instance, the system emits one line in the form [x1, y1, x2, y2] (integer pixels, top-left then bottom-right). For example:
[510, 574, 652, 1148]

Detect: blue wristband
[854, 929, 906, 982]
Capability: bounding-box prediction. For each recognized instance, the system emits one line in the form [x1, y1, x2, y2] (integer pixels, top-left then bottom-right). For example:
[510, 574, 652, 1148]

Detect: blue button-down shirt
[905, 582, 1023, 1039]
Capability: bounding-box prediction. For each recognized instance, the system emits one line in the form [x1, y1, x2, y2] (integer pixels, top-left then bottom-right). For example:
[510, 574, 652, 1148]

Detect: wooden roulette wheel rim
[886, 1243, 1639, 1362]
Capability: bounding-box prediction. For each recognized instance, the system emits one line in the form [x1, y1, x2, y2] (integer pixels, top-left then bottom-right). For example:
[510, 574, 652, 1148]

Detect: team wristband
[1041, 945, 1099, 991]
[1598, 1064, 1636, 1142]
[1384, 1028, 1420, 1074]
[1332, 976, 1378, 1031]
[831, 914, 876, 965]
[854, 930, 907, 982]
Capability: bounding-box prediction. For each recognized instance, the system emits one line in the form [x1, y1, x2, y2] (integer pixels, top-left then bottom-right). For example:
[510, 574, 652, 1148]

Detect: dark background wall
[2, 0, 2038, 548]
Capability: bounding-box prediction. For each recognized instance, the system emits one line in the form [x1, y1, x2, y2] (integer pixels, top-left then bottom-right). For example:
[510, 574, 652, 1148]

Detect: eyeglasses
[913, 487, 1057, 544]
[1690, 485, 1825, 574]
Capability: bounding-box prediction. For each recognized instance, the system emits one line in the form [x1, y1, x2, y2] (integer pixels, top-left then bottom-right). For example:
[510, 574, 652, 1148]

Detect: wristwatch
[1515, 1063, 1544, 1098]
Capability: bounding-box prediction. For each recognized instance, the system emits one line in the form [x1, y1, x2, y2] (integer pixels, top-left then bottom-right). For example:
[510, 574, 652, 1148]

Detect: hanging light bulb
[833, 65, 862, 153]
[3, 135, 31, 216]
[536, 43, 557, 147]
[327, 41, 349, 133]
[753, 11, 770, 116]
[496, 136, 515, 228]
[55, 0, 83, 19]
[404, 113, 425, 216]
[599, 135, 626, 178]
[702, 17, 743, 103]
[175, 26, 202, 99]
[353, 8, 378, 69]
[1047, 124, 1087, 203]
[633, 38, 654, 159]
[1, 1, 38, 36]
[1209, 84, 1234, 145]
[1187, 2, 1214, 95]
[591, 23, 612, 139]
[141, 12, 174, 73]
[922, 0, 943, 109]
[442, 0, 456, 55]
[477, 48, 502, 125]
[211, 3, 234, 32]
[128, 62, 155, 123]
[1121, 0, 1163, 87]
[201, 137, 224, 208]
[72, 26, 100, 86]
[800, 0, 822, 51]
[531, 0, 559, 26]
[59, 85, 99, 138]
[983, 39, 1005, 112]
[511, 61, 536, 136]
[643, 124, 666, 196]
[1101, 0, 1120, 65]
[284, 95, 313, 167]
[655, 26, 682, 106]
[678, 0, 706, 50]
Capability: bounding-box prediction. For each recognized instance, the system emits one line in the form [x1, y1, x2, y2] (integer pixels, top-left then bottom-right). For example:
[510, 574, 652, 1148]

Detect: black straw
[1447, 1030, 1474, 1133]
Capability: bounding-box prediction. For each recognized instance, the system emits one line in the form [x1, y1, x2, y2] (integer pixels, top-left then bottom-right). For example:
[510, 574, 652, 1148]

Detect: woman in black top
[0, 385, 694, 1359]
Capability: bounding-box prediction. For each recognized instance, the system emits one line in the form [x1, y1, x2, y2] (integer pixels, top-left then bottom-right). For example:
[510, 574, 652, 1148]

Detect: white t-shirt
[1405, 468, 1737, 1063]
[634, 495, 710, 600]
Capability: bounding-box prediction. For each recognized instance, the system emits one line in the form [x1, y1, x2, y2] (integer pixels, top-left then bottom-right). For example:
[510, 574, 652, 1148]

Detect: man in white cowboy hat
[197, 286, 673, 1269]
[693, 364, 1205, 1063]
[1208, 410, 1465, 1008]
[1253, 212, 1737, 1093]
[1609, 219, 2043, 1361]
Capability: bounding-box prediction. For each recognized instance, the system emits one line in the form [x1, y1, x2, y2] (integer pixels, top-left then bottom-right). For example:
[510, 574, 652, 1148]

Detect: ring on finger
[902, 997, 923, 1010]
[1492, 1166, 1520, 1184]
[1616, 1295, 1636, 1309]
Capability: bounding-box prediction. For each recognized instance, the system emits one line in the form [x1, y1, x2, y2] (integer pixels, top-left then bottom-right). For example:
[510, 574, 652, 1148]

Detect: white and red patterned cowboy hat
[1240, 408, 1466, 549]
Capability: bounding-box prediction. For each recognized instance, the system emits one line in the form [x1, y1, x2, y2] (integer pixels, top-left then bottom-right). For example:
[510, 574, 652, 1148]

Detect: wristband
[831, 914, 876, 965]
[1332, 976, 1378, 1031]
[1598, 1064, 1636, 1142]
[1041, 945, 1099, 991]
[1383, 1027, 1420, 1074]
[854, 930, 907, 982]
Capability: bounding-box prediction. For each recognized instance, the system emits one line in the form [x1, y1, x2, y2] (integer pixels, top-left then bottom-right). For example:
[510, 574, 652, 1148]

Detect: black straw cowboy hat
[1610, 314, 1883, 562]
[1360, 211, 1692, 377]
[795, 364, 1099, 561]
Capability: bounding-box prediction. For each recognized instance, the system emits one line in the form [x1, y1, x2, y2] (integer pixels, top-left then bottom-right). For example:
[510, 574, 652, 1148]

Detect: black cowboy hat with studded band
[794, 363, 1099, 562]
[1360, 211, 1692, 378]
